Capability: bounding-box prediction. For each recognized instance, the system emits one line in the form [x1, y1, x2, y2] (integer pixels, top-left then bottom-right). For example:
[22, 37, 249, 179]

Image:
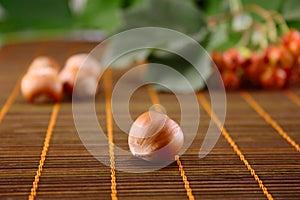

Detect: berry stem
[252, 21, 269, 50]
[236, 29, 251, 47]
[206, 13, 232, 30]
[244, 4, 277, 43]
[271, 11, 290, 34]
[228, 0, 243, 13]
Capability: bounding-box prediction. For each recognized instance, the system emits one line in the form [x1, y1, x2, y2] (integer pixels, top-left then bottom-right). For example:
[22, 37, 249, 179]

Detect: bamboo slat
[0, 41, 299, 200]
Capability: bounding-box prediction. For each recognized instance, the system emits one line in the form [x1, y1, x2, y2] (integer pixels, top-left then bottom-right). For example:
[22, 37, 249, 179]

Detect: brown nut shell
[63, 53, 101, 77]
[59, 53, 102, 98]
[128, 111, 184, 163]
[21, 60, 63, 103]
[27, 56, 60, 72]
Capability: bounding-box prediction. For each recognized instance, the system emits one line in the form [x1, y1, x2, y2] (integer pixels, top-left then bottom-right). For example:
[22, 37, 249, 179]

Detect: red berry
[288, 42, 300, 57]
[281, 29, 300, 57]
[221, 70, 241, 90]
[281, 29, 299, 44]
[209, 30, 300, 90]
[244, 53, 265, 86]
[260, 67, 274, 89]
[260, 67, 288, 89]
[275, 68, 288, 88]
[211, 51, 224, 72]
[289, 58, 300, 84]
[264, 45, 294, 69]
[222, 48, 246, 71]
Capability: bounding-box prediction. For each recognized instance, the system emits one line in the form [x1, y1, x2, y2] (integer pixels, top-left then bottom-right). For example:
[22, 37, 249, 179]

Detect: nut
[27, 56, 61, 72]
[21, 56, 63, 103]
[59, 53, 102, 99]
[128, 110, 184, 163]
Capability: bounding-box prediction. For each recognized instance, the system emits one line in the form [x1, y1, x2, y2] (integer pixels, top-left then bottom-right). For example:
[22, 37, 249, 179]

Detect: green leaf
[282, 0, 300, 21]
[242, 0, 283, 11]
[107, 28, 207, 69]
[122, 0, 206, 35]
[104, 29, 175, 68]
[120, 0, 147, 9]
[216, 35, 242, 51]
[104, 27, 211, 92]
[110, 49, 151, 68]
[145, 44, 211, 92]
[287, 21, 300, 30]
[76, 0, 122, 34]
[0, 0, 72, 32]
[202, 0, 229, 16]
[206, 23, 228, 51]
[107, 0, 207, 68]
[103, 0, 209, 92]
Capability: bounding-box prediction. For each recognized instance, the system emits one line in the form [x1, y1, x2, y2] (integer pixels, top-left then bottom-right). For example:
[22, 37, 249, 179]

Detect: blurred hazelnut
[21, 56, 63, 103]
[59, 53, 102, 99]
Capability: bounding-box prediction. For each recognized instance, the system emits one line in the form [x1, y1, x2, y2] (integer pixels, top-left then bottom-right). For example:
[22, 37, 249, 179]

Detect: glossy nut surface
[128, 111, 184, 163]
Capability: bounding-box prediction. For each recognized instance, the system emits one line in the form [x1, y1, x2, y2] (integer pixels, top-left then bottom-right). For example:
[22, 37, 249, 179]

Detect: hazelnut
[27, 56, 61, 72]
[128, 111, 184, 163]
[59, 53, 102, 99]
[21, 56, 63, 103]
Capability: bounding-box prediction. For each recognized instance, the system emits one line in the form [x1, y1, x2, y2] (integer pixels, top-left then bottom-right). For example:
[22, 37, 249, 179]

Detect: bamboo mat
[0, 41, 300, 200]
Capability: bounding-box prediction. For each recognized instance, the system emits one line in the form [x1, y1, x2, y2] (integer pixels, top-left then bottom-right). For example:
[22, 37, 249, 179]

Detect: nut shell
[27, 56, 60, 72]
[59, 53, 102, 99]
[128, 111, 184, 163]
[64, 53, 101, 77]
[21, 57, 63, 103]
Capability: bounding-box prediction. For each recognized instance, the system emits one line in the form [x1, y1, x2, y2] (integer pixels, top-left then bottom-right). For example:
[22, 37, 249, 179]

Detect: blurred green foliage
[0, 0, 299, 91]
[0, 0, 142, 34]
[0, 0, 73, 32]
[0, 0, 299, 37]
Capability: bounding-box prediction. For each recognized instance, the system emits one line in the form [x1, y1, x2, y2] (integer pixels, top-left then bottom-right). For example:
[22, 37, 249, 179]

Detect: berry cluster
[211, 29, 300, 90]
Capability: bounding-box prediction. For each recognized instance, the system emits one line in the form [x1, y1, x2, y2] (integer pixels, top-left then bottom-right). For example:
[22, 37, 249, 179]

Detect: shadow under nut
[59, 67, 78, 94]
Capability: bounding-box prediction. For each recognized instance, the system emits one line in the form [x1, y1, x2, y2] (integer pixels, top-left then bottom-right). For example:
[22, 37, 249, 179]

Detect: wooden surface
[0, 41, 300, 200]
